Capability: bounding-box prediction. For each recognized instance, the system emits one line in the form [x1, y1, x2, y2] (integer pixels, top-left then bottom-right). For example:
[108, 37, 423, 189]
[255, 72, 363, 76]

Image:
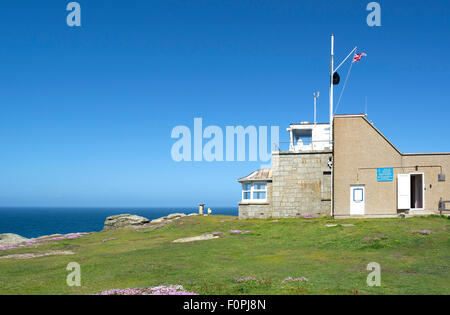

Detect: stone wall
[238, 151, 332, 219]
[239, 182, 272, 219]
[271, 151, 332, 218]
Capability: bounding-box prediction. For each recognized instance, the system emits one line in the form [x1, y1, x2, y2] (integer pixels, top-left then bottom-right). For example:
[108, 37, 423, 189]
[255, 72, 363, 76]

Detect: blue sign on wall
[377, 168, 394, 182]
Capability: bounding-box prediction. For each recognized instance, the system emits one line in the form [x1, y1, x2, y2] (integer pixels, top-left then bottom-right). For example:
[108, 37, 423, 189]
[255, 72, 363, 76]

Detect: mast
[329, 34, 334, 142]
[330, 34, 334, 218]
[313, 92, 319, 125]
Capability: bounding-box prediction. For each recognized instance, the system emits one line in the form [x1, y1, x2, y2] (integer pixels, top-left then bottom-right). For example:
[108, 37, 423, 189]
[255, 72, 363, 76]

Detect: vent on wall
[438, 173, 445, 182]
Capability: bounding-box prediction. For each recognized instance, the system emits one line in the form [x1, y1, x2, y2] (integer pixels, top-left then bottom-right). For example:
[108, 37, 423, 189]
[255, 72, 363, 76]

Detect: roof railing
[273, 140, 333, 153]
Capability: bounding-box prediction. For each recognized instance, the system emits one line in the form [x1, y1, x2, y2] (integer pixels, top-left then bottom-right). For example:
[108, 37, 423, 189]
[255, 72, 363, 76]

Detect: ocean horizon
[0, 207, 238, 238]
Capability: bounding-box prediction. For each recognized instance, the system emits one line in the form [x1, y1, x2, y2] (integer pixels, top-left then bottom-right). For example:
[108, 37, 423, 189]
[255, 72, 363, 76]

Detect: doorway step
[403, 210, 438, 218]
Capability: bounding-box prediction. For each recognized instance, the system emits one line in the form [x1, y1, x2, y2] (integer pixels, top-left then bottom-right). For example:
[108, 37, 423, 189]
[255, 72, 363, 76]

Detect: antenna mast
[313, 92, 320, 125]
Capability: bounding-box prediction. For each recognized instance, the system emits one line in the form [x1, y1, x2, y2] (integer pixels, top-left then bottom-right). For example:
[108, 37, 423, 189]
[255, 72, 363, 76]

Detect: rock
[172, 234, 219, 243]
[36, 234, 63, 240]
[166, 213, 186, 220]
[151, 213, 186, 224]
[103, 214, 150, 231]
[151, 217, 166, 224]
[0, 250, 74, 260]
[188, 213, 198, 216]
[0, 234, 29, 245]
[325, 224, 339, 227]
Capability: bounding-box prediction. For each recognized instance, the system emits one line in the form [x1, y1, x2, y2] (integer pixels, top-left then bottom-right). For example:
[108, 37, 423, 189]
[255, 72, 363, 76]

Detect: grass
[0, 215, 449, 295]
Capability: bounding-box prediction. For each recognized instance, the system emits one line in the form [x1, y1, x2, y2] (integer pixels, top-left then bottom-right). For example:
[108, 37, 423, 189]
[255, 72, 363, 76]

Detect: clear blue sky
[0, 0, 449, 207]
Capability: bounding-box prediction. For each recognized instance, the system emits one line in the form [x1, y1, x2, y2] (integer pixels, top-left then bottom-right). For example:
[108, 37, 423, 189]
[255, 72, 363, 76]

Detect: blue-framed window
[242, 182, 267, 201]
[243, 183, 252, 200]
[353, 188, 364, 202]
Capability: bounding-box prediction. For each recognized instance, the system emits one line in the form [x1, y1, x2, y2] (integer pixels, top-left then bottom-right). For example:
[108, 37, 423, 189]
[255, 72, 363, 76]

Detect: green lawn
[0, 215, 449, 295]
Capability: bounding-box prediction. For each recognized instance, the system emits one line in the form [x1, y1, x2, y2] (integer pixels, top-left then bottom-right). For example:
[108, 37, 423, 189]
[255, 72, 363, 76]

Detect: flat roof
[289, 122, 330, 126]
[334, 113, 367, 118]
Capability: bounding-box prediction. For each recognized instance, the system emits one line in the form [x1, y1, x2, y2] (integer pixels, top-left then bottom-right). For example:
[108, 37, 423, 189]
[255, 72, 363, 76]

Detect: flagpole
[330, 34, 334, 218]
[328, 35, 361, 217]
[330, 34, 334, 140]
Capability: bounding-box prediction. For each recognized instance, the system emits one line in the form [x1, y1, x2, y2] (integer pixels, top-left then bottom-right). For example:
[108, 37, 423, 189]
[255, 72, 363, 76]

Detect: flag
[352, 53, 367, 63]
[333, 72, 340, 85]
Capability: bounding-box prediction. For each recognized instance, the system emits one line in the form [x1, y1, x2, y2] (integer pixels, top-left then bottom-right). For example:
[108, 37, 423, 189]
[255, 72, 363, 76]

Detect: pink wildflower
[236, 276, 259, 283]
[96, 285, 198, 296]
[283, 276, 309, 282]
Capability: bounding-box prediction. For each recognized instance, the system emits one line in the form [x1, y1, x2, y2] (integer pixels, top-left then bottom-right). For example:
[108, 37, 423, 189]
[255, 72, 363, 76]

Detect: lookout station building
[238, 114, 449, 219]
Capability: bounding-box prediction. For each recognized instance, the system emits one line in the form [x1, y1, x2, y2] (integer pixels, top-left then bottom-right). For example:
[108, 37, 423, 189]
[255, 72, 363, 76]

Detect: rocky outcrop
[103, 214, 150, 231]
[150, 218, 166, 224]
[0, 234, 30, 245]
[0, 250, 74, 260]
[151, 213, 187, 224]
[172, 233, 219, 243]
[166, 213, 186, 220]
[0, 250, 75, 259]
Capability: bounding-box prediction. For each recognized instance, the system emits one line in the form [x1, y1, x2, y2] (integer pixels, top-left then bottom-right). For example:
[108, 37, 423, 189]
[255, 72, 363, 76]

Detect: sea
[0, 207, 238, 239]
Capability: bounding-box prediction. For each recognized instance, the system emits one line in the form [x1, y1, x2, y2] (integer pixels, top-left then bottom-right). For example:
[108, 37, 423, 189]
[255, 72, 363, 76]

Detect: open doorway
[410, 174, 424, 210]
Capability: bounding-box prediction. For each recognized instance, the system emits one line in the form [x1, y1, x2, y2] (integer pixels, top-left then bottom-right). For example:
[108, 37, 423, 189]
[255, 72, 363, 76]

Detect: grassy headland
[0, 215, 449, 295]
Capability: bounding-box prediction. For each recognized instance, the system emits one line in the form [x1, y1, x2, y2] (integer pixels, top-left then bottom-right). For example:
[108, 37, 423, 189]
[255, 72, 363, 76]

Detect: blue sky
[0, 0, 449, 207]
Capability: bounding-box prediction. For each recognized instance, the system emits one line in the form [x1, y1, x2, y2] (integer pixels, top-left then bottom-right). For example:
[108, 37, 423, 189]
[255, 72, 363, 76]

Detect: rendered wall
[333, 116, 450, 216]
[238, 182, 273, 219]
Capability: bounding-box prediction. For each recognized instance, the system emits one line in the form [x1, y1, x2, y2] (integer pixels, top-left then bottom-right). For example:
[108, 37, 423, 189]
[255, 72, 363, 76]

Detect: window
[253, 183, 267, 200]
[353, 188, 364, 202]
[242, 182, 267, 201]
[242, 183, 252, 200]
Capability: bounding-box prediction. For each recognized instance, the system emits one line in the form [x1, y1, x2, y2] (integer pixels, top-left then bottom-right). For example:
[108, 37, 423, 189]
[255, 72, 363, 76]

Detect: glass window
[242, 183, 252, 200]
[254, 183, 266, 190]
[253, 192, 266, 200]
[353, 188, 364, 202]
[242, 182, 267, 201]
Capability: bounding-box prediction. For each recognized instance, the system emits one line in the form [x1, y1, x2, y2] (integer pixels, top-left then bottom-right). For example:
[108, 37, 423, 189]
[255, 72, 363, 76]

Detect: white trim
[397, 174, 411, 210]
[242, 183, 252, 201]
[241, 182, 267, 202]
[350, 185, 365, 216]
[397, 172, 426, 211]
[410, 172, 425, 211]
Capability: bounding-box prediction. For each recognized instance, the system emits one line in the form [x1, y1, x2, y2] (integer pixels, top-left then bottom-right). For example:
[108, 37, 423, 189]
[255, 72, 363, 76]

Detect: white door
[350, 186, 365, 215]
[397, 174, 411, 210]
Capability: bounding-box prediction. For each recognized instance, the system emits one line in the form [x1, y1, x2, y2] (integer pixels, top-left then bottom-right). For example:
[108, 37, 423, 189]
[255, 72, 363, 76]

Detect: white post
[330, 34, 334, 142]
[314, 96, 316, 125]
[330, 34, 335, 217]
[313, 92, 319, 125]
